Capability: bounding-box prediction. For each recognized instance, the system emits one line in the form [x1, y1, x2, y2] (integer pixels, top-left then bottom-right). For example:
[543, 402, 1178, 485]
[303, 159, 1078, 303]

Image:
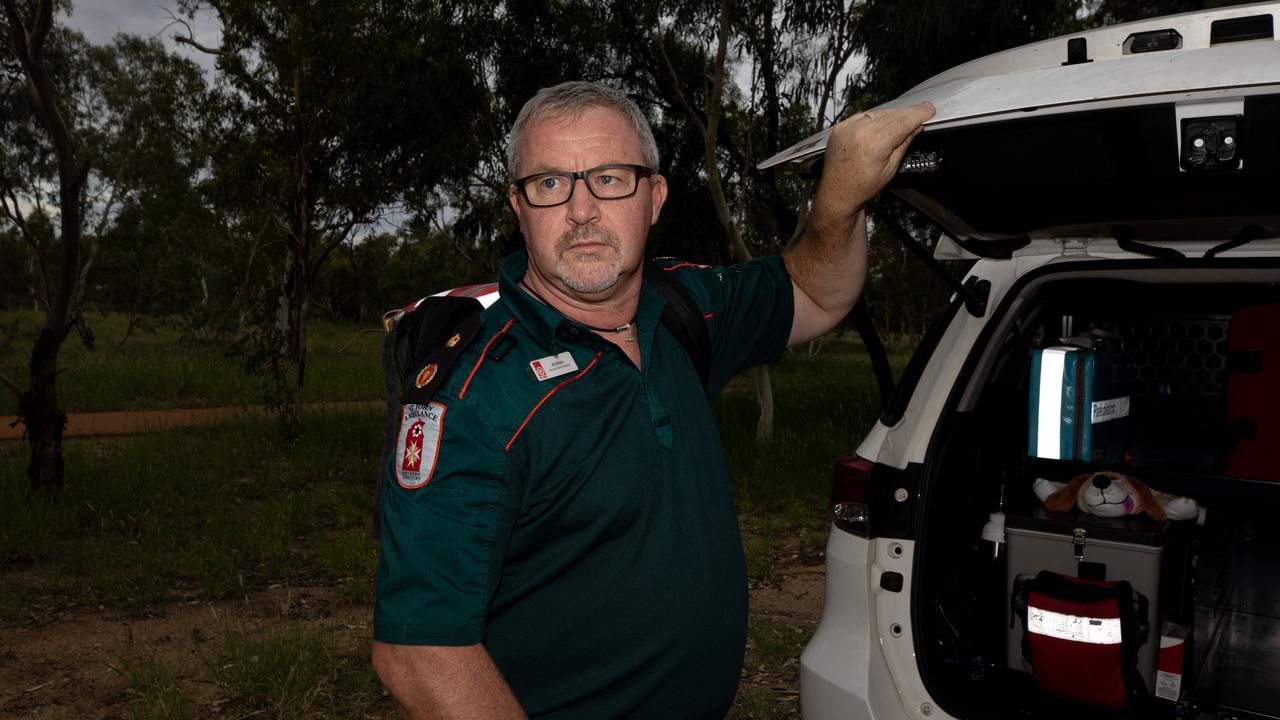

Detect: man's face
[508, 106, 667, 298]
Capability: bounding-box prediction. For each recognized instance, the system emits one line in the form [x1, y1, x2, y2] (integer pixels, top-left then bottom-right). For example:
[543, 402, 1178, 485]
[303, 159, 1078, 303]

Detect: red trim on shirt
[459, 317, 517, 399]
[505, 352, 602, 452]
[448, 282, 499, 298]
[661, 262, 710, 271]
[702, 312, 715, 320]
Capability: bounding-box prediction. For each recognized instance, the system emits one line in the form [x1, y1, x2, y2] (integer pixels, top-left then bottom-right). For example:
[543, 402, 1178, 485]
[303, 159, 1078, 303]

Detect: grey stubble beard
[554, 226, 623, 294]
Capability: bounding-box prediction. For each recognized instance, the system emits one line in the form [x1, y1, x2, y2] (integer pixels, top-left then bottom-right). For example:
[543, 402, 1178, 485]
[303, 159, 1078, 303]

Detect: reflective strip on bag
[1027, 605, 1123, 645]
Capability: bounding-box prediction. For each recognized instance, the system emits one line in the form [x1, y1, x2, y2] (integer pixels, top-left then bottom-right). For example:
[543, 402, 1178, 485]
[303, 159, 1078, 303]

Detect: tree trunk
[284, 1, 309, 425]
[656, 0, 775, 440]
[24, 328, 66, 489]
[4, 0, 88, 489]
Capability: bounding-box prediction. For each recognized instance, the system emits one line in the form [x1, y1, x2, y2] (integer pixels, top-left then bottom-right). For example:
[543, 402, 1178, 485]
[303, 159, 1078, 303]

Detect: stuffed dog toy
[1033, 471, 1201, 522]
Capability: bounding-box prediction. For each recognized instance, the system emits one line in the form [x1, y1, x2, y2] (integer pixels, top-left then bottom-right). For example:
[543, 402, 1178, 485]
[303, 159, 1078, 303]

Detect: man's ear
[648, 174, 668, 226]
[508, 185, 524, 226]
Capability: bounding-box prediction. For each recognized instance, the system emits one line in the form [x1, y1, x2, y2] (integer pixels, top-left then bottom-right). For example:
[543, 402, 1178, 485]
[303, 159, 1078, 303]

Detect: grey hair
[506, 81, 660, 180]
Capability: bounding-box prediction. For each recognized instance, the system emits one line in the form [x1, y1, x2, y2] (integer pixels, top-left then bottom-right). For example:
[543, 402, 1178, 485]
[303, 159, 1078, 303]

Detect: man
[372, 81, 934, 719]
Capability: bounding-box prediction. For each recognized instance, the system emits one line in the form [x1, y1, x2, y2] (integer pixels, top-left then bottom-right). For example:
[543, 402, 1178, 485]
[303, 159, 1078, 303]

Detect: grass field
[0, 314, 909, 719]
[0, 310, 386, 416]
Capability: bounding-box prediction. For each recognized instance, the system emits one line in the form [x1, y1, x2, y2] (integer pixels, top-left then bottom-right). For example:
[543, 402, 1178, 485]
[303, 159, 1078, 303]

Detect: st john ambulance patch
[396, 401, 445, 489]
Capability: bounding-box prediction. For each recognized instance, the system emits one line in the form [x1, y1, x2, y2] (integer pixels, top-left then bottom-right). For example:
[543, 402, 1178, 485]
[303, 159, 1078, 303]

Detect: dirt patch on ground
[0, 559, 826, 719]
[751, 563, 824, 620]
[0, 401, 383, 441]
[0, 580, 377, 719]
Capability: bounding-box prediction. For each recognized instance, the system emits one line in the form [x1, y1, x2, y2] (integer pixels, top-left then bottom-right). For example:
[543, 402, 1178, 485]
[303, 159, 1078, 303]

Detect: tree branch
[0, 168, 54, 308]
[653, 31, 707, 138]
[171, 32, 223, 57]
[470, 170, 506, 196]
[171, 7, 281, 112]
[28, 0, 52, 53]
[164, 10, 223, 56]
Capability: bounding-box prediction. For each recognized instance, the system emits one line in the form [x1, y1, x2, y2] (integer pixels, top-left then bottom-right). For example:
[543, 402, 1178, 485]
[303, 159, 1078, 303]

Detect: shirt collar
[498, 248, 665, 352]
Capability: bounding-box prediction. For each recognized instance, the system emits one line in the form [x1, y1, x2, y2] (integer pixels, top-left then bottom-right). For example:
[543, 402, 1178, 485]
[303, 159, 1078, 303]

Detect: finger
[883, 138, 916, 175]
[881, 102, 935, 133]
[863, 101, 935, 134]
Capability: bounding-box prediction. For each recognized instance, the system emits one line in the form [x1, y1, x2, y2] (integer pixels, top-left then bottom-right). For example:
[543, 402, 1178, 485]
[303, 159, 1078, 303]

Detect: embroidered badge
[414, 363, 438, 389]
[397, 402, 445, 488]
[530, 352, 579, 381]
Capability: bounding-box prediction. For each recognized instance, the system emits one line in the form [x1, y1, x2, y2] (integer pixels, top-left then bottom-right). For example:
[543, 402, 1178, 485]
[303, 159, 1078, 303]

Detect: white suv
[761, 4, 1280, 719]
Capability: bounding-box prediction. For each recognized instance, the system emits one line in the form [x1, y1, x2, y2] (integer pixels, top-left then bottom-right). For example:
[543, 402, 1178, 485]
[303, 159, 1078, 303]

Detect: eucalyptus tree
[1, 0, 92, 489]
[170, 0, 488, 422]
[84, 36, 218, 331]
[622, 0, 865, 438]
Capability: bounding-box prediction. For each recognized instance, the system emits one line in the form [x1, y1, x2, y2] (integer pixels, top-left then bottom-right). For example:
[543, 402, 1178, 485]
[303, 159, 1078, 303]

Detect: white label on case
[1091, 396, 1130, 424]
[1155, 670, 1182, 701]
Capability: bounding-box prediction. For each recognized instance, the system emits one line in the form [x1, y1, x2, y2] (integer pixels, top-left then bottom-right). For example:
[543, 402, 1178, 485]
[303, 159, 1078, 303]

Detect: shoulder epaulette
[374, 295, 487, 537]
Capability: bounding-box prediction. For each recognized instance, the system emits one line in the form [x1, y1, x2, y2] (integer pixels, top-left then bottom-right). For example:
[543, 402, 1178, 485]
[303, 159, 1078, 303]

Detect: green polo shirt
[375, 248, 794, 719]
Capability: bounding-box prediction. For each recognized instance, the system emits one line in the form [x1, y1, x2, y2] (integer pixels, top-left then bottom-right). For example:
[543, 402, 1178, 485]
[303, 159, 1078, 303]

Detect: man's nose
[565, 177, 600, 223]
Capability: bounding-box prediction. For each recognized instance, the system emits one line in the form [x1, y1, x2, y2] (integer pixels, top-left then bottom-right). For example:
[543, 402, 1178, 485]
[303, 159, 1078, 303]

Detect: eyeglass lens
[521, 165, 641, 207]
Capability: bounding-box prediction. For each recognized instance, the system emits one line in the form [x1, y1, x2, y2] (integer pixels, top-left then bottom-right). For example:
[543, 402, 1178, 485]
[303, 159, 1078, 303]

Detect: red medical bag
[1014, 571, 1148, 709]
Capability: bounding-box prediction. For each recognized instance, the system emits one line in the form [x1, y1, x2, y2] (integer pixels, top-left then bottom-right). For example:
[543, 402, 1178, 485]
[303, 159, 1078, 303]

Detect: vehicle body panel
[760, 4, 1280, 173]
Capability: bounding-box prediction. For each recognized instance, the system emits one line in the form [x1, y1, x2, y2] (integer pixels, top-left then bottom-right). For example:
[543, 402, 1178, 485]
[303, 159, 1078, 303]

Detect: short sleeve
[373, 398, 514, 645]
[669, 256, 795, 394]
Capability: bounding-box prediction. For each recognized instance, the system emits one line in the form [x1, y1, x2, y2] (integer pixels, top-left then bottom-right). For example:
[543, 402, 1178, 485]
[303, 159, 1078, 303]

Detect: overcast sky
[61, 0, 220, 72]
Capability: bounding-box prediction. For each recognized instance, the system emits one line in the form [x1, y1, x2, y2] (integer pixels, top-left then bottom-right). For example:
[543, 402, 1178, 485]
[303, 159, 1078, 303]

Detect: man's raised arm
[784, 101, 935, 347]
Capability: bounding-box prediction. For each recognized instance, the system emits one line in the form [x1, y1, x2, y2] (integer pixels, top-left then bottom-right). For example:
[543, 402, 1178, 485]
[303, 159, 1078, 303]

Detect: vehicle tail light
[830, 453, 873, 536]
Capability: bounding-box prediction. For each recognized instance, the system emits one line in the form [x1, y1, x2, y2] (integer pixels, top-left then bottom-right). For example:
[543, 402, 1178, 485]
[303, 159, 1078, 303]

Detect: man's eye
[595, 174, 619, 186]
[539, 176, 564, 190]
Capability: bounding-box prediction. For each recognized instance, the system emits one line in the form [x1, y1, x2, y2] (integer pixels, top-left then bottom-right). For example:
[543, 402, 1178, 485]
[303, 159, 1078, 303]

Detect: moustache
[559, 226, 620, 251]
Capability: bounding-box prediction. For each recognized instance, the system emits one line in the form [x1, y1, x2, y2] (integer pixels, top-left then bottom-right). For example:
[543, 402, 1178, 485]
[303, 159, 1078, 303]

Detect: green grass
[1, 336, 895, 604]
[209, 626, 335, 719]
[0, 310, 384, 416]
[0, 410, 383, 606]
[717, 337, 910, 530]
[0, 328, 905, 720]
[111, 652, 195, 720]
[208, 626, 392, 719]
[107, 625, 391, 720]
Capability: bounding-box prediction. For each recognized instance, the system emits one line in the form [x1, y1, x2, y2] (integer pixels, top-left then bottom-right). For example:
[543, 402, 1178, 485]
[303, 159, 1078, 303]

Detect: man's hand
[810, 102, 935, 232]
[785, 101, 935, 346]
[372, 641, 528, 720]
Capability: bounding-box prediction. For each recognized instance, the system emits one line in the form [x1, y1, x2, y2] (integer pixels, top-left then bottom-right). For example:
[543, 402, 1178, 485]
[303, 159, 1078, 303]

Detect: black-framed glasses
[513, 163, 653, 207]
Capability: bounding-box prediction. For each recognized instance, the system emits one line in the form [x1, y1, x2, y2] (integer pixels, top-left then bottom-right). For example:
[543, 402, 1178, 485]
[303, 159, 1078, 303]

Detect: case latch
[1072, 527, 1087, 561]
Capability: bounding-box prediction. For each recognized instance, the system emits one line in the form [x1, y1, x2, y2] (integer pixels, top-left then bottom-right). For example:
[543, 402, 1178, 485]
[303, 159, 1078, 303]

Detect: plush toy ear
[1044, 473, 1091, 512]
[1125, 475, 1167, 523]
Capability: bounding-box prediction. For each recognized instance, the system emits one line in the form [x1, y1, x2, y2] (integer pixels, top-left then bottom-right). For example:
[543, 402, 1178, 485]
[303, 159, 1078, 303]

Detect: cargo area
[914, 269, 1280, 719]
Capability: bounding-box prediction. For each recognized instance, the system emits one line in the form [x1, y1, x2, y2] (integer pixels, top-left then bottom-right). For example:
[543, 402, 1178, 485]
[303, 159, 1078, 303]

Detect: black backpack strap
[373, 296, 485, 538]
[644, 262, 711, 393]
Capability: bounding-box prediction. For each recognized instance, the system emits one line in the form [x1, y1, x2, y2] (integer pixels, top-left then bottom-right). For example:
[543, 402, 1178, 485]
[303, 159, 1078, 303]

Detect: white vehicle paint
[794, 4, 1280, 718]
